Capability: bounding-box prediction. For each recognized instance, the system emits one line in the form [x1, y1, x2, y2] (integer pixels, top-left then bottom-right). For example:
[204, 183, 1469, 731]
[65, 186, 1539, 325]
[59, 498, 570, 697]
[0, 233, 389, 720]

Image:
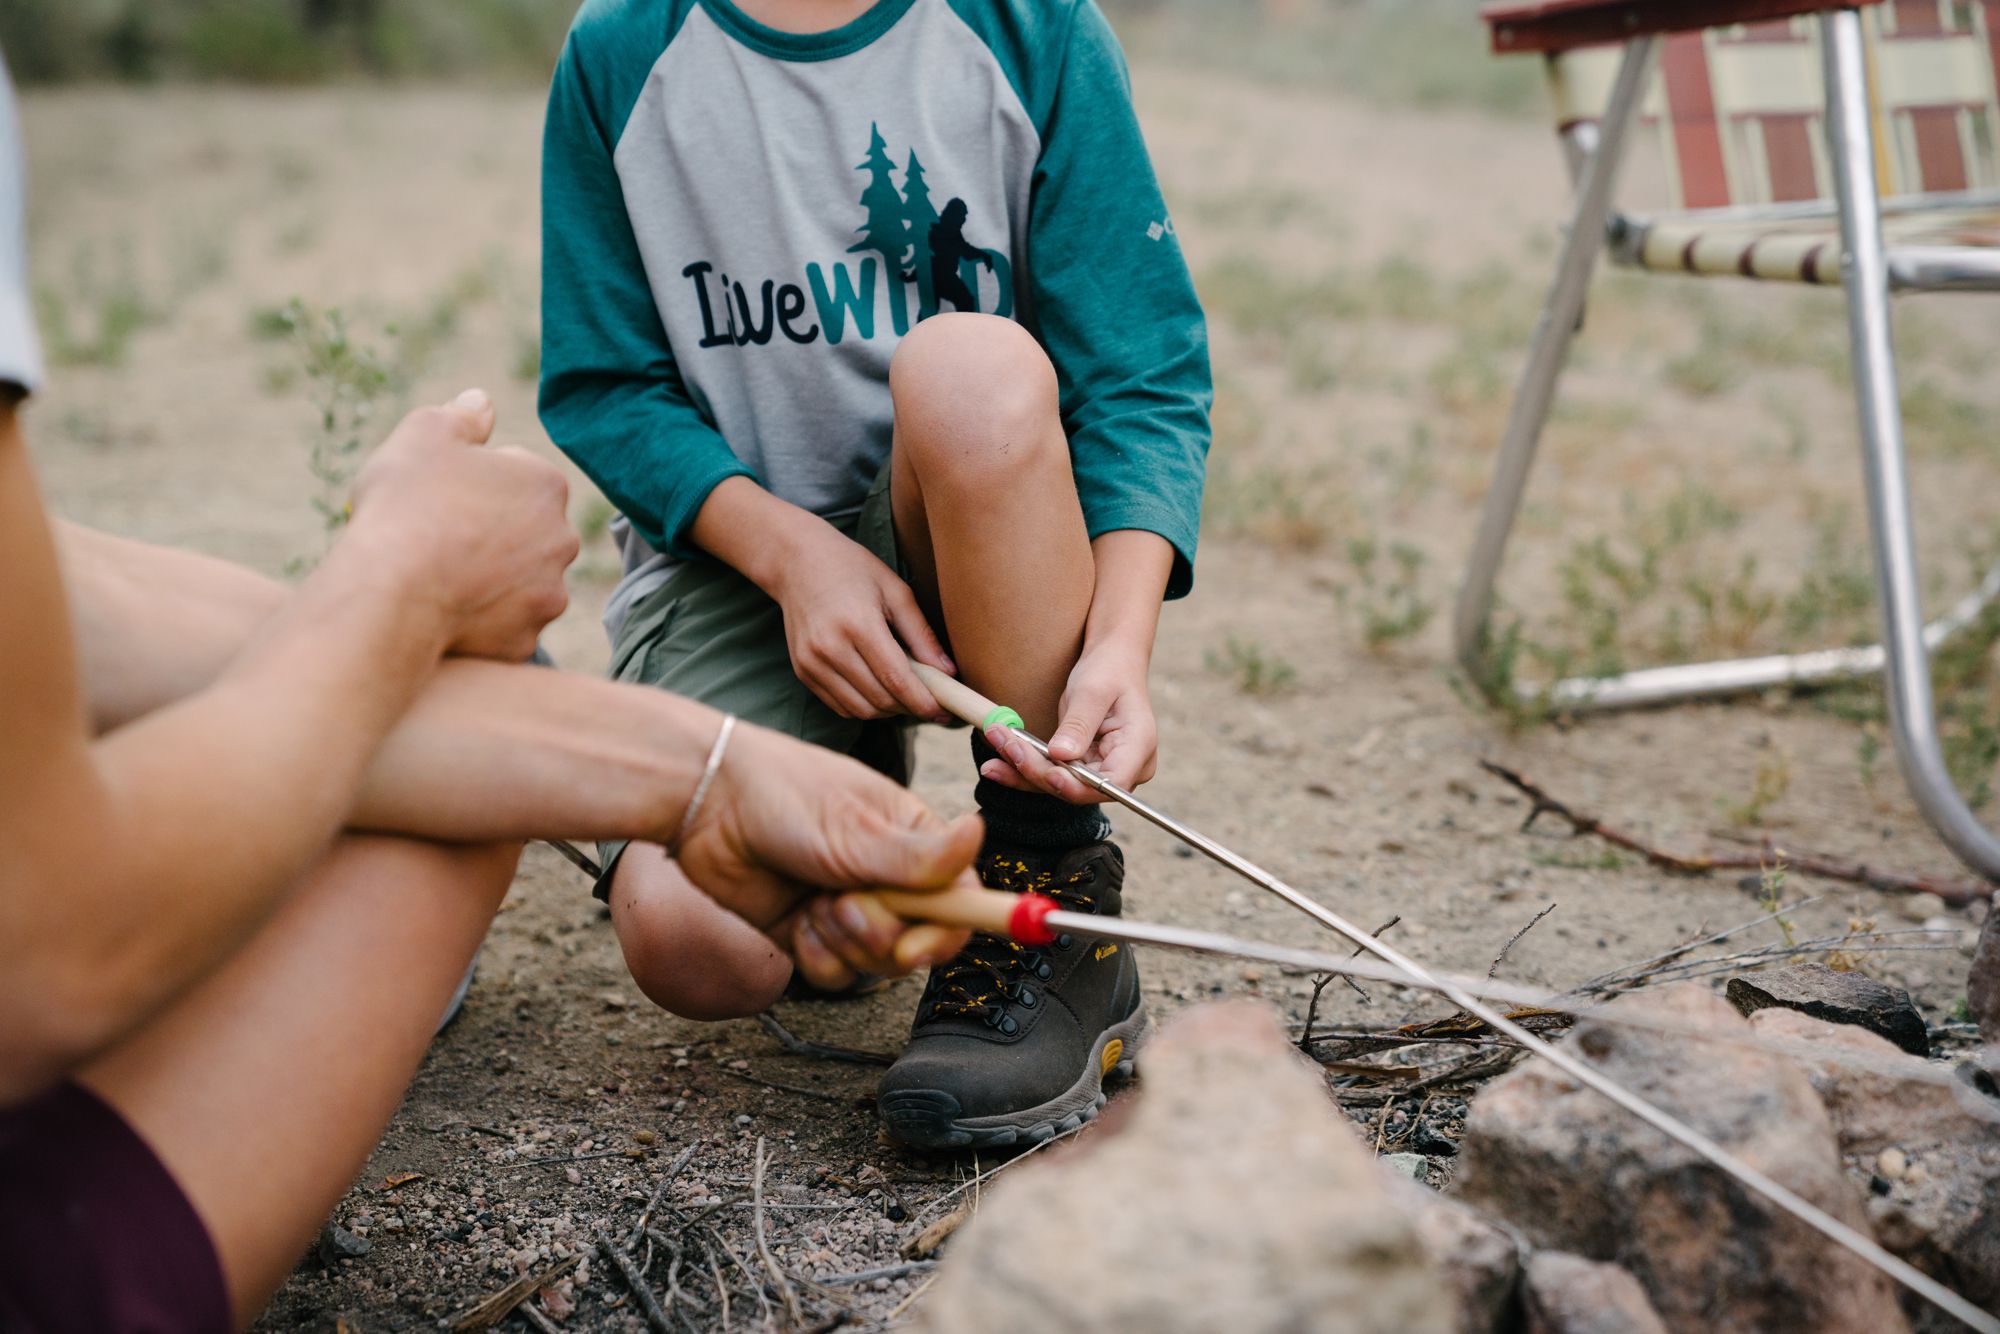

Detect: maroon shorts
[0, 1081, 230, 1334]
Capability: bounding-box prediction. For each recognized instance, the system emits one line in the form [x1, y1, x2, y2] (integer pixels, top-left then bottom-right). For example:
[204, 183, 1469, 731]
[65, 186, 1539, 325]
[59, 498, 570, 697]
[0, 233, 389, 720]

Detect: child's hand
[979, 641, 1158, 805]
[770, 520, 954, 723]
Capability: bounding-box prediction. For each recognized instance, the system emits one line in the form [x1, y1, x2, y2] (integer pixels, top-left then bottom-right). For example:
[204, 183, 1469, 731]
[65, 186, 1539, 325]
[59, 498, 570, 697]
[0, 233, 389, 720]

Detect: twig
[705, 1224, 774, 1329]
[757, 1012, 896, 1067]
[918, 1119, 1087, 1220]
[1481, 760, 1993, 903]
[816, 1260, 940, 1288]
[498, 1148, 639, 1171]
[702, 1238, 732, 1333]
[1332, 1050, 1523, 1105]
[595, 1225, 674, 1334]
[516, 1300, 561, 1334]
[1302, 915, 1401, 1042]
[754, 1137, 805, 1328]
[1489, 903, 1557, 979]
[885, 1275, 937, 1322]
[627, 1144, 702, 1251]
[441, 1254, 579, 1332]
[717, 1066, 854, 1103]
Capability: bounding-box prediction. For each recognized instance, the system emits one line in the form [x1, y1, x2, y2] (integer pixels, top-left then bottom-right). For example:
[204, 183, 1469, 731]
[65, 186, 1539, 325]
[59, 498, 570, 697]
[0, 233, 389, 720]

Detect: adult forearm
[1082, 529, 1174, 661]
[2, 527, 451, 1084]
[60, 523, 286, 733]
[61, 521, 716, 850]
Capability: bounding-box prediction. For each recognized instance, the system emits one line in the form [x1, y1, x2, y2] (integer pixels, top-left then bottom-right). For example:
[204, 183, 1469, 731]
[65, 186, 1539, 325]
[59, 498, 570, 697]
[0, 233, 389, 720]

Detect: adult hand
[979, 640, 1157, 805]
[348, 390, 578, 662]
[770, 519, 953, 723]
[672, 718, 978, 991]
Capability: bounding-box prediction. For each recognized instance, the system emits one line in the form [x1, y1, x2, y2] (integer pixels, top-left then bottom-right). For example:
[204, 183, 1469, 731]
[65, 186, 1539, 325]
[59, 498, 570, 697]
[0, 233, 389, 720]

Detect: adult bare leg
[76, 835, 519, 1326]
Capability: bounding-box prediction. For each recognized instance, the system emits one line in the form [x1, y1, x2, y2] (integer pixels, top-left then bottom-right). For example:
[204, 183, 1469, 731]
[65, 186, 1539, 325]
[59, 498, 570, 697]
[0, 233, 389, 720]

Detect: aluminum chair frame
[1452, 10, 2000, 878]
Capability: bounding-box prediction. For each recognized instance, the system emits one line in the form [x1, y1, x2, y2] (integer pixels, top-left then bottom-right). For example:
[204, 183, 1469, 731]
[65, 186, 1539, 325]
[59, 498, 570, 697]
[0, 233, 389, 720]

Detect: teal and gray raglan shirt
[540, 0, 1212, 636]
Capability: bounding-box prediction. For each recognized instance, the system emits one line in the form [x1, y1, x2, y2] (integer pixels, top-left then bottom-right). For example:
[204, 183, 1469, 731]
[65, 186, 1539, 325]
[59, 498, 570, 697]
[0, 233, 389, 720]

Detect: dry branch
[1480, 760, 1994, 904]
[595, 1225, 674, 1334]
[753, 1138, 804, 1328]
[756, 1012, 896, 1067]
[439, 1253, 578, 1332]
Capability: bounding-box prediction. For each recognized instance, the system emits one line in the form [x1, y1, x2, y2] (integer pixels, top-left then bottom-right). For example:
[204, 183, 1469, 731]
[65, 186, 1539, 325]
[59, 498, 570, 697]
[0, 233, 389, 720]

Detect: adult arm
[56, 520, 978, 993]
[0, 397, 575, 1098]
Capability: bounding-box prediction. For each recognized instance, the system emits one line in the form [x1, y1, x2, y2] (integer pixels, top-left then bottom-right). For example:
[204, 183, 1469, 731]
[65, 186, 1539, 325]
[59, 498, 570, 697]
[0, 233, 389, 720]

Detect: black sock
[971, 731, 1112, 851]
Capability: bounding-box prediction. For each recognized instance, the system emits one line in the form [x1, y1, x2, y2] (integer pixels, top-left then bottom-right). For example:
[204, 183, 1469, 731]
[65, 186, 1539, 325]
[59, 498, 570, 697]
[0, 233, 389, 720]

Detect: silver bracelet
[670, 713, 736, 854]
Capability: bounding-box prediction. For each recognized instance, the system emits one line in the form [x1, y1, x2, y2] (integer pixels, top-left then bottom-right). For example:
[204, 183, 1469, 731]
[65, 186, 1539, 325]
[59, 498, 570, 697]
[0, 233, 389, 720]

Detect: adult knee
[891, 314, 1061, 489]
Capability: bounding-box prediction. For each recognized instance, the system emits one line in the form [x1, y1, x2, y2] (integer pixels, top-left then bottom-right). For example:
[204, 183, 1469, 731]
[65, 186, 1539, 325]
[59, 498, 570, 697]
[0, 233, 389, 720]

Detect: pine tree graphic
[849, 123, 912, 334]
[900, 149, 941, 320]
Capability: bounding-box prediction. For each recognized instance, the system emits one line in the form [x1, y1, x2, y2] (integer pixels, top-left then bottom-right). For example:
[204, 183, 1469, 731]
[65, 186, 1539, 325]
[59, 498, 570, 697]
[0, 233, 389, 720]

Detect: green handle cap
[981, 705, 1025, 732]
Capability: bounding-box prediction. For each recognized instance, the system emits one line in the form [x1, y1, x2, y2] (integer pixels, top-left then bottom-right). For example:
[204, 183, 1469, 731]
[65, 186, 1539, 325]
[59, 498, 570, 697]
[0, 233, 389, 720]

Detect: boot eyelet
[1056, 933, 1073, 950]
[1017, 988, 1037, 1008]
[998, 1015, 1019, 1035]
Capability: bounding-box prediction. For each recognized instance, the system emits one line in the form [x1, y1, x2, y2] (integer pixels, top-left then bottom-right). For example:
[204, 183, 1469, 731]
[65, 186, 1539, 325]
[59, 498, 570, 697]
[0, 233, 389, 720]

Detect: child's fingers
[856, 623, 944, 721]
[1048, 681, 1115, 763]
[825, 642, 900, 717]
[882, 581, 954, 676]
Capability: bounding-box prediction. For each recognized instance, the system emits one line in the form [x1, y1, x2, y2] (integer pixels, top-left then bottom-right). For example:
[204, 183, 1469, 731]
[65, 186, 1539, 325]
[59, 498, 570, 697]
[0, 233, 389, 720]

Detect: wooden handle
[910, 661, 1011, 730]
[868, 883, 1020, 935]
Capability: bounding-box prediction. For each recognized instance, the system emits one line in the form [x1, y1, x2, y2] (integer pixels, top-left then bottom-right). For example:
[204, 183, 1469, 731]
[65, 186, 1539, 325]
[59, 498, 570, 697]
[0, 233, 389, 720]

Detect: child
[540, 0, 1211, 1149]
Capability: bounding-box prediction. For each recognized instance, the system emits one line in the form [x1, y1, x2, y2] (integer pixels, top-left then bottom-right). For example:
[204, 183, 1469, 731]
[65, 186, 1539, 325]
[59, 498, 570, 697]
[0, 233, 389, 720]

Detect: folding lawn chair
[1456, 0, 2000, 878]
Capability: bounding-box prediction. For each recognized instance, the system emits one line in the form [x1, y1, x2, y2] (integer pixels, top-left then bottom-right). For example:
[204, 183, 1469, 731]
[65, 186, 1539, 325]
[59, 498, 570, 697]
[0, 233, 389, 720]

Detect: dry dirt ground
[19, 55, 2000, 1333]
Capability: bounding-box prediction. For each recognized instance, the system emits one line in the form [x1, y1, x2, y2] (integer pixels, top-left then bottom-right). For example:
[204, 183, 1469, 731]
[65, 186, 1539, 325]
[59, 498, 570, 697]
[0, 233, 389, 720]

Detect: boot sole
[877, 1005, 1150, 1151]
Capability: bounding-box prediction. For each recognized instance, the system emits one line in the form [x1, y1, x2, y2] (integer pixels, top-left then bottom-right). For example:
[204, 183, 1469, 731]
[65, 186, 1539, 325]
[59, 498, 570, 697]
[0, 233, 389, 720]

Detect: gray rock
[919, 1001, 1453, 1334]
[317, 1222, 371, 1265]
[1747, 1008, 2000, 1326]
[1386, 1179, 1523, 1334]
[1725, 963, 1929, 1057]
[1381, 1152, 1430, 1181]
[1522, 1251, 1667, 1334]
[1455, 983, 1907, 1334]
[1972, 906, 1999, 1063]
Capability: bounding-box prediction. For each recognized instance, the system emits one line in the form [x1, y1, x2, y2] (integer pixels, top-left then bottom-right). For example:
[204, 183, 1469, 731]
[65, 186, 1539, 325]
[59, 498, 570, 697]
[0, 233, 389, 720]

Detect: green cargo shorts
[593, 464, 916, 899]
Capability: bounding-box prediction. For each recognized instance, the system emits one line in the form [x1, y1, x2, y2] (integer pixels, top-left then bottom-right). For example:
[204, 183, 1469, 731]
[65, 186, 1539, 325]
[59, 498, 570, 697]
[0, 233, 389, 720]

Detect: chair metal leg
[1821, 7, 2000, 881]
[1452, 35, 1656, 685]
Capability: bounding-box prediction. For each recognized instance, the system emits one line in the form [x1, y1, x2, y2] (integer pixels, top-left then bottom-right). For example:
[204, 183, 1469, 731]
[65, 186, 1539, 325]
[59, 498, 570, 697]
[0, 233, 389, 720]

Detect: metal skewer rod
[910, 664, 2000, 1334]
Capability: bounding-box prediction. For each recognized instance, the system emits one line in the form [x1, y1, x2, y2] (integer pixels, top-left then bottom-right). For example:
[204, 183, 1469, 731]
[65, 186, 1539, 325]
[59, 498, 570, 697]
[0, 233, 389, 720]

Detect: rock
[1455, 983, 1907, 1334]
[919, 1002, 1453, 1334]
[1972, 907, 2000, 1059]
[1725, 963, 1929, 1057]
[317, 1223, 371, 1265]
[1381, 1152, 1429, 1181]
[1745, 1009, 2000, 1324]
[1522, 1251, 1667, 1334]
[1386, 1179, 1522, 1334]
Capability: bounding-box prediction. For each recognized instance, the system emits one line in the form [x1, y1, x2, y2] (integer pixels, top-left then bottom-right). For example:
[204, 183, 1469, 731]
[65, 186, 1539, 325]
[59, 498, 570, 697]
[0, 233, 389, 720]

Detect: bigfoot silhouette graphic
[924, 198, 995, 314]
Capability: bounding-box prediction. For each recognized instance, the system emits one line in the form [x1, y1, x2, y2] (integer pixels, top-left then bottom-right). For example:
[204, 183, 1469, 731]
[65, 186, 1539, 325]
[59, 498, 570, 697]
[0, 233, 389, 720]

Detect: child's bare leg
[75, 835, 519, 1326]
[888, 313, 1095, 734]
[606, 844, 795, 1021]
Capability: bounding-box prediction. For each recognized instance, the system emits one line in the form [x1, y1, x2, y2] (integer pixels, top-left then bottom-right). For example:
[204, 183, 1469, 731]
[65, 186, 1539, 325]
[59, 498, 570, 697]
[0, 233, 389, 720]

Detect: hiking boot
[877, 841, 1147, 1150]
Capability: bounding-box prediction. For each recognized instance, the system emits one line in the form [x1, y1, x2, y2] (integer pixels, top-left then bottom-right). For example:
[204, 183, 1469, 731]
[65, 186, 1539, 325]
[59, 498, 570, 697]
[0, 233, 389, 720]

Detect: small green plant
[279, 300, 394, 566]
[1206, 635, 1296, 697]
[1337, 535, 1435, 650]
[1755, 858, 1797, 947]
[1723, 752, 1793, 828]
[34, 242, 155, 367]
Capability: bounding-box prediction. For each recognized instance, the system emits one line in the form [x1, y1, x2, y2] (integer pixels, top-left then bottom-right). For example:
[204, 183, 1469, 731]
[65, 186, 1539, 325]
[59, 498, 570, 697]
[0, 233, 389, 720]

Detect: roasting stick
[909, 664, 2000, 1334]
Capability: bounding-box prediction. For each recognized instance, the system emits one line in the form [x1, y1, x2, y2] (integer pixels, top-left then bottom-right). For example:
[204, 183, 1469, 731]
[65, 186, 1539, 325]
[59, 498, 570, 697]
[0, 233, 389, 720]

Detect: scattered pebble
[1876, 1147, 1907, 1181]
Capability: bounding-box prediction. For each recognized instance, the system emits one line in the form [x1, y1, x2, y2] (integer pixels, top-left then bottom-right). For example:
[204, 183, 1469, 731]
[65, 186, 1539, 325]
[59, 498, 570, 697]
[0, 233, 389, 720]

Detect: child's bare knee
[891, 315, 1059, 481]
[607, 858, 793, 1021]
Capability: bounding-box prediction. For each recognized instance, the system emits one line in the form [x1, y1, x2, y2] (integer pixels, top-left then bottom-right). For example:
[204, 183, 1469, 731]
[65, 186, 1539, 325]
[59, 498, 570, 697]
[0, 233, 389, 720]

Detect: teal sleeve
[1027, 2, 1212, 599]
[538, 28, 754, 558]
